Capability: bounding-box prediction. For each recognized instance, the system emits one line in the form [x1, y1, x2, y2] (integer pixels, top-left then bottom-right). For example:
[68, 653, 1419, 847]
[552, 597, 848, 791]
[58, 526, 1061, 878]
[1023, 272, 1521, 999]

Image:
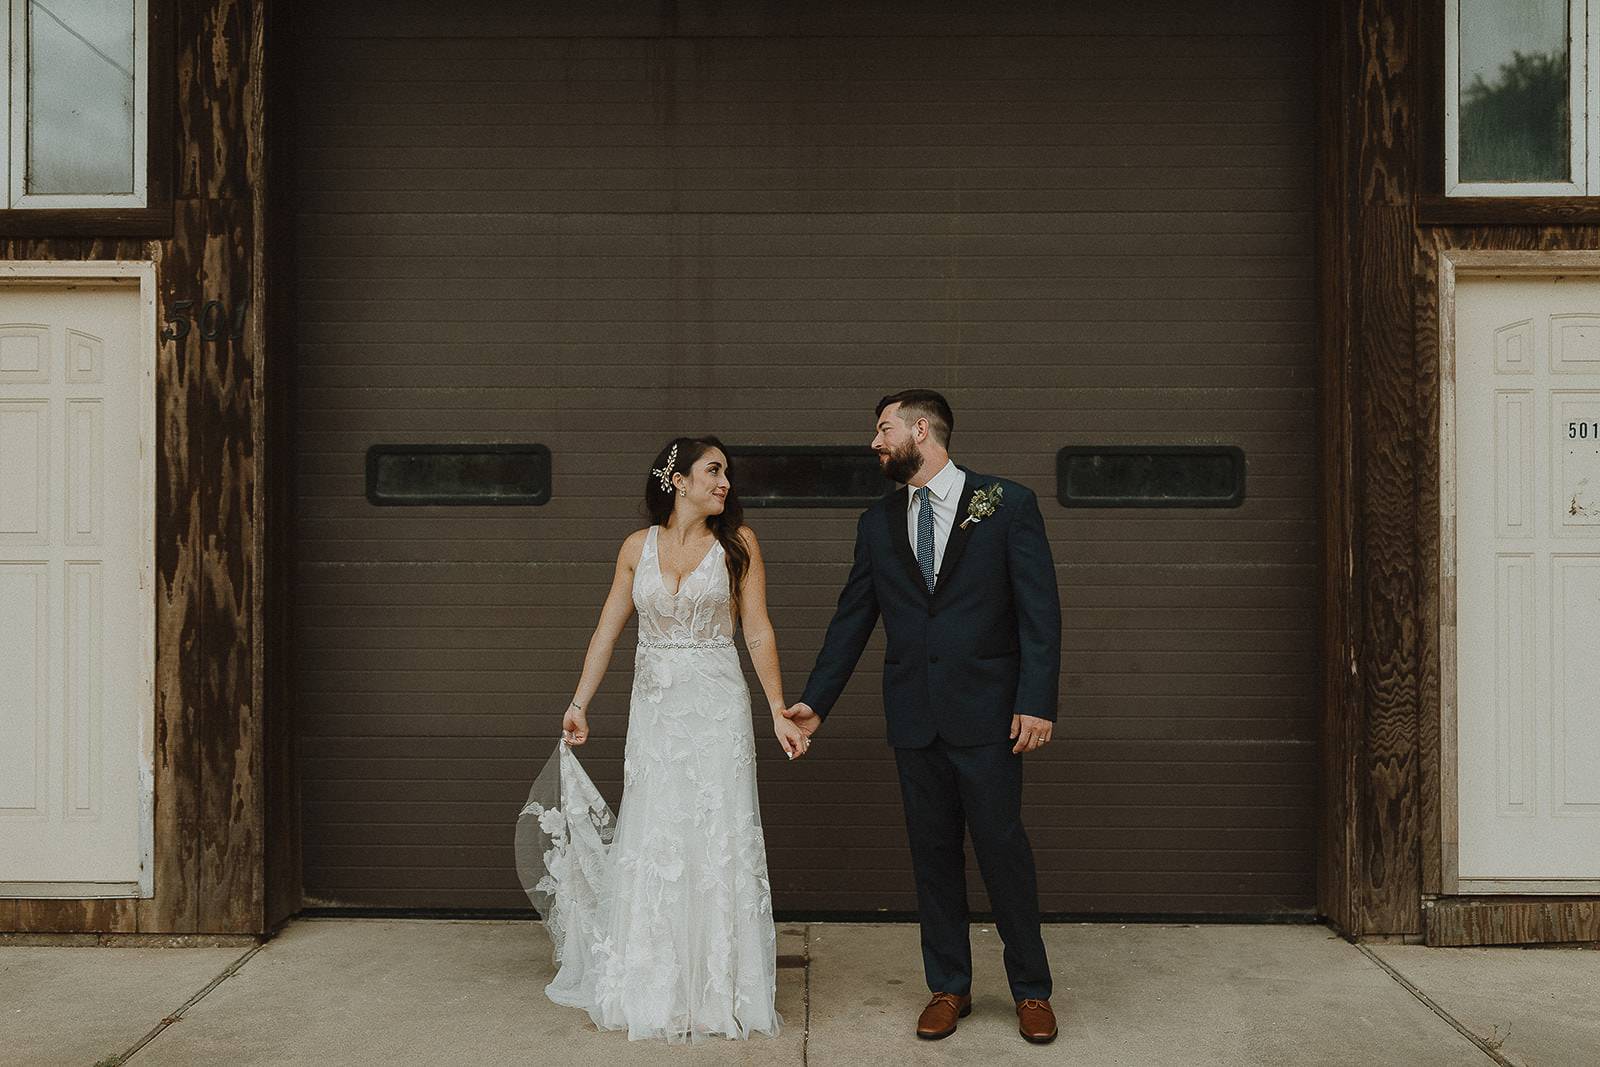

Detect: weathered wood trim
[1416, 0, 1444, 199]
[143, 216, 204, 933]
[1457, 879, 1600, 894]
[1431, 247, 1600, 903]
[0, 0, 268, 936]
[1336, 0, 1425, 938]
[1419, 228, 1600, 944]
[1416, 228, 1443, 906]
[190, 0, 266, 932]
[1432, 249, 1600, 272]
[147, 0, 176, 216]
[1420, 197, 1600, 225]
[1319, 0, 1428, 938]
[1354, 202, 1423, 936]
[0, 208, 174, 238]
[1425, 898, 1600, 947]
[1432, 240, 1457, 896]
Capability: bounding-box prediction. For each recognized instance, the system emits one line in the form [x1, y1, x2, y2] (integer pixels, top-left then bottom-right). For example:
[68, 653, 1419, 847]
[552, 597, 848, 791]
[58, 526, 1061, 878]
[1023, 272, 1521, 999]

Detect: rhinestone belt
[638, 635, 736, 650]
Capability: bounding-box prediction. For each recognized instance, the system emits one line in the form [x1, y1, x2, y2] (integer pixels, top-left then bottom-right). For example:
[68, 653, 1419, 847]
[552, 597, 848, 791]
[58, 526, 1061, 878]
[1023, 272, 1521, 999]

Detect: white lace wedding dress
[516, 526, 781, 1042]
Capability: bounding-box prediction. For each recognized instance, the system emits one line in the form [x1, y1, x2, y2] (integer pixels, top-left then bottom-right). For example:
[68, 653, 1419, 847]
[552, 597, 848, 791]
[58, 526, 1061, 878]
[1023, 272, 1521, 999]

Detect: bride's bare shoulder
[618, 527, 651, 565]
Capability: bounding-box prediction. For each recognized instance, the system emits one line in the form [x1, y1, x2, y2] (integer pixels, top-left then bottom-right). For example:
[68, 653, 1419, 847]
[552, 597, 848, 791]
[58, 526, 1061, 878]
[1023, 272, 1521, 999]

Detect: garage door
[291, 1, 1319, 914]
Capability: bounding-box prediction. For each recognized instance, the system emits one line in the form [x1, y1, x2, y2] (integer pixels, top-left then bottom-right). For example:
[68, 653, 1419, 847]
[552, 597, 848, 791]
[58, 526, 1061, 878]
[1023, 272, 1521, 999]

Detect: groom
[784, 390, 1060, 1044]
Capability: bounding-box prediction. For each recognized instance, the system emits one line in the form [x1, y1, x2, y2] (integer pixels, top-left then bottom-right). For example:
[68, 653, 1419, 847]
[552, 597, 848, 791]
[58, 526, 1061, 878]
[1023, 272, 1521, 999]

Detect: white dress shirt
[905, 459, 966, 582]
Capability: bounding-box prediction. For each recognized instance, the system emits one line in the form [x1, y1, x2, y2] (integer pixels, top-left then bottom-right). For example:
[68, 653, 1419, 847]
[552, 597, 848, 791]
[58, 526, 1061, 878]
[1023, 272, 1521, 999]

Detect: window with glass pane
[1458, 0, 1573, 184]
[28, 0, 137, 194]
[3, 0, 147, 207]
[724, 446, 891, 508]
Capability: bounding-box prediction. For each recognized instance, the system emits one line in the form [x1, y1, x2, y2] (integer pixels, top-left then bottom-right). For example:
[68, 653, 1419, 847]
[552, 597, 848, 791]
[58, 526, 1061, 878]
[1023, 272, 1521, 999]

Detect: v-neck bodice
[633, 525, 735, 647]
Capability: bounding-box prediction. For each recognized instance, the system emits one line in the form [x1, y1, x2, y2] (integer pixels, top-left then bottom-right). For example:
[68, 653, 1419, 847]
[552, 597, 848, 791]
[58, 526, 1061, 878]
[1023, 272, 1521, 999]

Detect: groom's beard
[880, 439, 925, 484]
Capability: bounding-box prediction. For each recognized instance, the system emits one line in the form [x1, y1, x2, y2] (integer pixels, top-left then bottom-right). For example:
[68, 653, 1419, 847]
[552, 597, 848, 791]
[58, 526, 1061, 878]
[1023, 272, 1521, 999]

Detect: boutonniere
[960, 484, 1004, 528]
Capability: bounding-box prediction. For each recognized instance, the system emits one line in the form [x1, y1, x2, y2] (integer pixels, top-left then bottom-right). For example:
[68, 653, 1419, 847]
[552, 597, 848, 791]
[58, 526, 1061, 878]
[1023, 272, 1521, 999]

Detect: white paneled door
[1456, 273, 1600, 890]
[0, 276, 152, 897]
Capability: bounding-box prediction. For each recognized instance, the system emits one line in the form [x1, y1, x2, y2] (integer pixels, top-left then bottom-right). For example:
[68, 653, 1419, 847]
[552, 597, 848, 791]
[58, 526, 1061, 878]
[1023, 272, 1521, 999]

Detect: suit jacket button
[929, 654, 940, 664]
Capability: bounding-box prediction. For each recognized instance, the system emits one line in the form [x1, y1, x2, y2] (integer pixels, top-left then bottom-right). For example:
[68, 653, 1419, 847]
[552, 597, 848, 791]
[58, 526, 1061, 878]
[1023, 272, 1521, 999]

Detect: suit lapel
[933, 470, 981, 597]
[885, 486, 933, 598]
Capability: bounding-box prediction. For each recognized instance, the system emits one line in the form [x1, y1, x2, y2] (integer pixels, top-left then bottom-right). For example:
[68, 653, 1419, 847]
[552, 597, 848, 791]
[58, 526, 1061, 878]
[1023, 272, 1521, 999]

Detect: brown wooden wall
[289, 0, 1321, 915]
[7, 0, 1588, 942]
[1320, 0, 1600, 941]
[1318, 0, 1422, 940]
[0, 0, 286, 936]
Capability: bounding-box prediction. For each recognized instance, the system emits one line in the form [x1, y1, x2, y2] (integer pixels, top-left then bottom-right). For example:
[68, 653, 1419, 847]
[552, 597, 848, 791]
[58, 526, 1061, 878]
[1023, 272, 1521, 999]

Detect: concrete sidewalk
[3, 920, 1596, 1066]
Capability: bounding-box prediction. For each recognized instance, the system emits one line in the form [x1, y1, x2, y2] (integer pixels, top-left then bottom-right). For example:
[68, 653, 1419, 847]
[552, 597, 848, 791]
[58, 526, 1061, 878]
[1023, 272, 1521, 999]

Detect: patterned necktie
[915, 486, 935, 592]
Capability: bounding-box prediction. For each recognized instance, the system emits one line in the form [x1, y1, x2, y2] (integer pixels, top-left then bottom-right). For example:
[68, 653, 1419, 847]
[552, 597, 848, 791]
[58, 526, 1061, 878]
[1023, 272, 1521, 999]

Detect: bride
[517, 436, 810, 1042]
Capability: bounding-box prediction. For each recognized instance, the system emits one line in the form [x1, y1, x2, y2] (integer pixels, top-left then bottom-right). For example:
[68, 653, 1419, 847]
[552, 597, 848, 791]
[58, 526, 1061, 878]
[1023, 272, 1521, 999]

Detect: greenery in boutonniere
[960, 484, 1004, 529]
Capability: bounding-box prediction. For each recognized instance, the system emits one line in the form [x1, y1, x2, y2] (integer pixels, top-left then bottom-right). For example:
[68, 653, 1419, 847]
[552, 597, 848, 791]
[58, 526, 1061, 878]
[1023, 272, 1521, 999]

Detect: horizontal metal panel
[292, 1, 1318, 914]
[299, 7, 1309, 41]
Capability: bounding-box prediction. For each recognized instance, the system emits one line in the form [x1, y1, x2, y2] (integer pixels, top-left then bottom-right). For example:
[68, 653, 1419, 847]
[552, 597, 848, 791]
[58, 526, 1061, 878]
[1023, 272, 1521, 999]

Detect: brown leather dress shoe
[916, 992, 972, 1040]
[1016, 998, 1058, 1044]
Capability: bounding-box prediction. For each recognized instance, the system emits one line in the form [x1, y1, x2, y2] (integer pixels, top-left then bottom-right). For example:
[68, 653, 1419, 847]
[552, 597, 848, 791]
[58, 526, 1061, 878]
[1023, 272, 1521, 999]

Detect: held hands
[1011, 714, 1053, 755]
[776, 701, 822, 760]
[562, 703, 589, 745]
[772, 711, 810, 760]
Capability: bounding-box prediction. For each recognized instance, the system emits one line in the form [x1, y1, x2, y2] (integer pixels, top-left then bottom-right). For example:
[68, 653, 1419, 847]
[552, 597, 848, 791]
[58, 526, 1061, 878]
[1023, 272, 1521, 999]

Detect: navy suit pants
[893, 736, 1052, 1001]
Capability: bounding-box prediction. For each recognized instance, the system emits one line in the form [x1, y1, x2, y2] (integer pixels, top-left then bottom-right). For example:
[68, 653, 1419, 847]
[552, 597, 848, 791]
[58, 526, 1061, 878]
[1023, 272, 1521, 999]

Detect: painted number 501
[161, 298, 249, 343]
[1569, 421, 1600, 440]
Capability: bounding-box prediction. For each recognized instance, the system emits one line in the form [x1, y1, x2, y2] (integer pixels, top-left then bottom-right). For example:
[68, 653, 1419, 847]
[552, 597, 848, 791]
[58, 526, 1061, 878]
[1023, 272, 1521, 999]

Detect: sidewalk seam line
[112, 943, 265, 1065]
[801, 923, 812, 1067]
[1354, 944, 1513, 1067]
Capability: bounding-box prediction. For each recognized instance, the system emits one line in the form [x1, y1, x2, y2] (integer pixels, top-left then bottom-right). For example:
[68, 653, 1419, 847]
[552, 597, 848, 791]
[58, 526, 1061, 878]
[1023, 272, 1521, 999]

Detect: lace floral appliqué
[515, 525, 780, 1043]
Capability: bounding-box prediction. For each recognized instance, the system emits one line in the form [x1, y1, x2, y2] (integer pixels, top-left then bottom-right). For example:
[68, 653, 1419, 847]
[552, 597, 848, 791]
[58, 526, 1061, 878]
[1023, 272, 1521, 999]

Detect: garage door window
[1056, 446, 1246, 508]
[365, 444, 553, 506]
[726, 446, 891, 508]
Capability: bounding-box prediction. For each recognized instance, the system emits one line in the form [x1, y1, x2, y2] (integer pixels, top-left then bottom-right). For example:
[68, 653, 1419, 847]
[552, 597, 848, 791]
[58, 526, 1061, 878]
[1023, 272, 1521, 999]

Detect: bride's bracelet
[568, 700, 584, 712]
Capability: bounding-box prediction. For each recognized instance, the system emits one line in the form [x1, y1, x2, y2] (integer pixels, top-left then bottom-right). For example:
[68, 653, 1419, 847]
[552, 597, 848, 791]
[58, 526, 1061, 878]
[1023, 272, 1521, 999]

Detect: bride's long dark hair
[645, 436, 750, 609]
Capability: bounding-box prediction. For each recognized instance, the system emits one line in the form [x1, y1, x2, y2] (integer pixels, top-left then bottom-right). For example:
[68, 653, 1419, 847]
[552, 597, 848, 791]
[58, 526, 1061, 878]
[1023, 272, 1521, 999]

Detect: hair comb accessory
[651, 442, 679, 493]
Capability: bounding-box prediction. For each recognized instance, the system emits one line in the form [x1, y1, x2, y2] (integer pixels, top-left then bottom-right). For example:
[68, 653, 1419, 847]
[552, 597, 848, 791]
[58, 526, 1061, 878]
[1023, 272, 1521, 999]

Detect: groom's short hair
[877, 389, 954, 448]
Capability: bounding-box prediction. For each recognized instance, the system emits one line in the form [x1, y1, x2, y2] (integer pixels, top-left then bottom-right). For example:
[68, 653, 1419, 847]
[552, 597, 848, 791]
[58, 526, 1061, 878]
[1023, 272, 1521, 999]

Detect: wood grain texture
[190, 198, 262, 932]
[141, 212, 205, 934]
[1320, 0, 1427, 938]
[1354, 202, 1421, 936]
[1405, 0, 1600, 937]
[1419, 232, 1447, 897]
[0, 0, 271, 935]
[1425, 899, 1600, 947]
[0, 209, 173, 237]
[185, 0, 266, 932]
[1419, 197, 1600, 225]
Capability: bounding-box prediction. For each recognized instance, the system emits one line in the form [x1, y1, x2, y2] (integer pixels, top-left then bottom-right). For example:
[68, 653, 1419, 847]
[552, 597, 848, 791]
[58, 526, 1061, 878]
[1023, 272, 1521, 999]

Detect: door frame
[0, 259, 158, 898]
[1438, 248, 1600, 896]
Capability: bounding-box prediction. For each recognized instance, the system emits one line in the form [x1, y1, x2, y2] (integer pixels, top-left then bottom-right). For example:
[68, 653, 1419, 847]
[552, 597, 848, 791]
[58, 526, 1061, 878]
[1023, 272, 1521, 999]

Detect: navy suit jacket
[799, 468, 1062, 748]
